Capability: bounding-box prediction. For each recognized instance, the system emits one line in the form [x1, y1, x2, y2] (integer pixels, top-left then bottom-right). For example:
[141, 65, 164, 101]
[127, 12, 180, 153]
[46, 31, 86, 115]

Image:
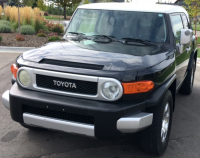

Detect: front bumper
[2, 83, 153, 139]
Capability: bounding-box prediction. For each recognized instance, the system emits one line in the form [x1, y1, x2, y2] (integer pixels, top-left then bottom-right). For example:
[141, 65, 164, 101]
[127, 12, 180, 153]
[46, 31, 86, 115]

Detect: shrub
[43, 19, 49, 25]
[0, 20, 11, 27]
[0, 35, 2, 42]
[48, 36, 61, 42]
[37, 33, 47, 37]
[51, 24, 64, 34]
[4, 6, 42, 24]
[49, 32, 58, 36]
[43, 26, 49, 33]
[22, 7, 32, 25]
[38, 29, 44, 33]
[16, 34, 25, 41]
[11, 22, 19, 31]
[17, 25, 36, 35]
[0, 24, 12, 33]
[44, 12, 49, 16]
[34, 18, 45, 33]
[5, 6, 23, 24]
[45, 21, 54, 30]
[0, 6, 3, 19]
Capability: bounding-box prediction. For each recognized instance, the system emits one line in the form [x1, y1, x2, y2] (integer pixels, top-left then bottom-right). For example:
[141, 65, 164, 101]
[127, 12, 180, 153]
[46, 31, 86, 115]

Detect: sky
[131, 0, 177, 3]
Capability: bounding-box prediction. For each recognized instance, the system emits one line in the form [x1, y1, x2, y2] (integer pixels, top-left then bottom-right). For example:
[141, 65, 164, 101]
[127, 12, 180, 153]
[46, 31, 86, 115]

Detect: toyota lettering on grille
[53, 80, 77, 89]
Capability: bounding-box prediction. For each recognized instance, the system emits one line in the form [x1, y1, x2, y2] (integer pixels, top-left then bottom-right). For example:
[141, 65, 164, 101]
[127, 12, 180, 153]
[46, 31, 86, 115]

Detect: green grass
[198, 48, 200, 58]
[192, 25, 200, 31]
[197, 38, 200, 44]
[44, 16, 65, 20]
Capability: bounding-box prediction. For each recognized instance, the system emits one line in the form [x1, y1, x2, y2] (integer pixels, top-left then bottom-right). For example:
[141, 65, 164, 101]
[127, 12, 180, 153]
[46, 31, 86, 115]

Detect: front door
[170, 14, 191, 88]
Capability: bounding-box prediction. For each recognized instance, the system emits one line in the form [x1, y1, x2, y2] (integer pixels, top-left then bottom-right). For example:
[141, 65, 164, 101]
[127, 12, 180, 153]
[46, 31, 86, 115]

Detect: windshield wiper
[92, 35, 121, 43]
[68, 32, 85, 36]
[121, 38, 158, 47]
[67, 32, 92, 41]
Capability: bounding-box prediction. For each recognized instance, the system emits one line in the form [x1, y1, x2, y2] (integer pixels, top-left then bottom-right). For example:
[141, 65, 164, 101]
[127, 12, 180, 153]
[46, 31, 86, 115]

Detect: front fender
[145, 74, 176, 108]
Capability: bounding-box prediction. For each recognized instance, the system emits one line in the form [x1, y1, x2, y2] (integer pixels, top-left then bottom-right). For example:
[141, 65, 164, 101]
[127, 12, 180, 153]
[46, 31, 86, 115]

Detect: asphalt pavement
[0, 53, 200, 158]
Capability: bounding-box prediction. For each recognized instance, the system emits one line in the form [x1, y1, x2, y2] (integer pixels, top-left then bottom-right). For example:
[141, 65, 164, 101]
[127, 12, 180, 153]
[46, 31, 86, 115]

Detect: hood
[22, 41, 172, 72]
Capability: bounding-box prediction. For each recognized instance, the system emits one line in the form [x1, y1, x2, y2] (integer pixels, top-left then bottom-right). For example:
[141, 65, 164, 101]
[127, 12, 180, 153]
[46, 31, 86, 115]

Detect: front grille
[36, 74, 98, 95]
[23, 105, 94, 125]
[39, 59, 104, 70]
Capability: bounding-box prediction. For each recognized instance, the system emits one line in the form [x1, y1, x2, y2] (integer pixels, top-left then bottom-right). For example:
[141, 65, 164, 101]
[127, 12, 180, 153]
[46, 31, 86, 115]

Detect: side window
[182, 15, 189, 29]
[170, 15, 184, 42]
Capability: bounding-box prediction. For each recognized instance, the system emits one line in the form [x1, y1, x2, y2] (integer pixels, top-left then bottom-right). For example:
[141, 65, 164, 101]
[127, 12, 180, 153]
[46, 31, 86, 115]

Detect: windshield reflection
[67, 9, 167, 43]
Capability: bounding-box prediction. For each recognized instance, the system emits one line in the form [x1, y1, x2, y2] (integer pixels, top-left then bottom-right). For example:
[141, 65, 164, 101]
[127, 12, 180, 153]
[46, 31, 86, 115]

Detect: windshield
[67, 9, 167, 43]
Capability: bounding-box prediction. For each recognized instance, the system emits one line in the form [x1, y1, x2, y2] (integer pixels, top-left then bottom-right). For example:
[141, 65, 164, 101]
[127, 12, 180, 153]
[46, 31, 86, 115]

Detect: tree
[37, 0, 47, 11]
[184, 0, 200, 35]
[83, 0, 91, 4]
[48, 0, 81, 19]
[8, 0, 18, 6]
[22, 0, 35, 6]
[32, 0, 38, 8]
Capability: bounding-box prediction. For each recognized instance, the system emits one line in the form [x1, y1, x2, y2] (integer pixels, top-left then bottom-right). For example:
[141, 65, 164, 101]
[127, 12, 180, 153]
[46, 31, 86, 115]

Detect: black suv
[2, 3, 198, 155]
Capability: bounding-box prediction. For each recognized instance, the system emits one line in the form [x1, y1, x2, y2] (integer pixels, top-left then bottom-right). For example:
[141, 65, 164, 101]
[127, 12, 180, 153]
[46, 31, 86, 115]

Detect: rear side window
[170, 15, 183, 41]
[182, 15, 189, 29]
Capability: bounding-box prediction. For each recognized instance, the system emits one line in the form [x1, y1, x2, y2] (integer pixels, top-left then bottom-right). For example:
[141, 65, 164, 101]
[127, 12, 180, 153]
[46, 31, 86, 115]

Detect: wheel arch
[168, 79, 176, 111]
[194, 49, 198, 70]
[187, 48, 198, 71]
[145, 74, 176, 110]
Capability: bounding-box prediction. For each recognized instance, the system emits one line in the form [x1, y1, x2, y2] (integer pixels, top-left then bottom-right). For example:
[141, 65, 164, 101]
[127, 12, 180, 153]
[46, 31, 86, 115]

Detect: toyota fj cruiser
[2, 3, 198, 155]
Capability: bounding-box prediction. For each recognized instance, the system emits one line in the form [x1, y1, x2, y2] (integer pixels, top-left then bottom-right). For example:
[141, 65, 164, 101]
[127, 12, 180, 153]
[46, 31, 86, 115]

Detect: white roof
[78, 3, 188, 15]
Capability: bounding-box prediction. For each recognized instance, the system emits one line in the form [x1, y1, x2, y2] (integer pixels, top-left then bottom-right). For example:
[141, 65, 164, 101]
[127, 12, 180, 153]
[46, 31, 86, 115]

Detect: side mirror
[180, 29, 192, 45]
[63, 21, 69, 33]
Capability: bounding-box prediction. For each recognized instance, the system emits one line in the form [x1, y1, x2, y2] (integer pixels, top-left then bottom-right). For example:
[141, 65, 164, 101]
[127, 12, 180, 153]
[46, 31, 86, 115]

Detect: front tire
[179, 61, 195, 95]
[137, 90, 173, 155]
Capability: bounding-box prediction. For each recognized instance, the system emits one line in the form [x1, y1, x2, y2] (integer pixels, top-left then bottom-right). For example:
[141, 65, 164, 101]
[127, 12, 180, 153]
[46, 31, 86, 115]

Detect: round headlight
[18, 70, 31, 86]
[101, 81, 120, 100]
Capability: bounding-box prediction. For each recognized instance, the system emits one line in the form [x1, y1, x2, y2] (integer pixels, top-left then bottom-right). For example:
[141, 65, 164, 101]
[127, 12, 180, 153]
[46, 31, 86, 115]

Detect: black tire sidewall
[138, 90, 173, 155]
[158, 91, 173, 155]
[179, 61, 195, 95]
[190, 62, 195, 91]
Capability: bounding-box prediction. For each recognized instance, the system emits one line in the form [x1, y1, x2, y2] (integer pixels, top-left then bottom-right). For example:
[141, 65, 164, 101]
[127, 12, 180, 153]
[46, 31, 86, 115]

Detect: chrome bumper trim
[2, 90, 10, 110]
[23, 113, 95, 137]
[117, 113, 153, 133]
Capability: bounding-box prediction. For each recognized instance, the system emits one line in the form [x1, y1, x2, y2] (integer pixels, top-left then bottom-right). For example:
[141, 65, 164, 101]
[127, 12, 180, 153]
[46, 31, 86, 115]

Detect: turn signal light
[11, 64, 18, 78]
[196, 36, 198, 41]
[122, 81, 154, 94]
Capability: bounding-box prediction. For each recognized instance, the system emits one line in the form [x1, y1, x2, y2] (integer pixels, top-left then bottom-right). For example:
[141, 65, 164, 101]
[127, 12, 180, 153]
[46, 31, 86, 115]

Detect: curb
[0, 46, 35, 53]
[197, 58, 200, 63]
[197, 58, 200, 67]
